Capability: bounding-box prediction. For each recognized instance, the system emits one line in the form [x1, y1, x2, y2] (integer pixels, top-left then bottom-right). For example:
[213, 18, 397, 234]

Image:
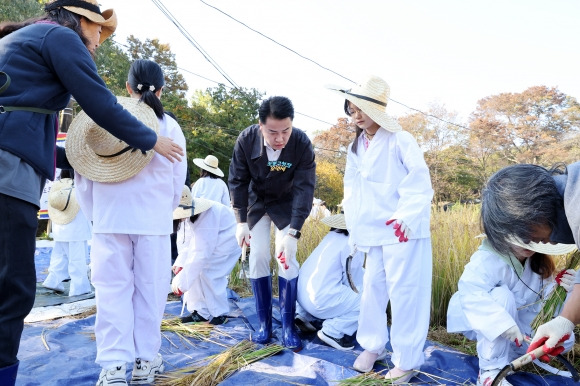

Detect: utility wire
[198, 0, 470, 131]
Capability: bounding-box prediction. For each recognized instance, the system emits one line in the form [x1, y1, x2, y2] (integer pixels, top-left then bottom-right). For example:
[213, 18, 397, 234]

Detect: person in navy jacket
[0, 2, 183, 384]
[229, 96, 316, 351]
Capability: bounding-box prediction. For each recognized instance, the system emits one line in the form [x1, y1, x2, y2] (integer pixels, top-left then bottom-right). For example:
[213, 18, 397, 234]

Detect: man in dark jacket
[229, 96, 316, 351]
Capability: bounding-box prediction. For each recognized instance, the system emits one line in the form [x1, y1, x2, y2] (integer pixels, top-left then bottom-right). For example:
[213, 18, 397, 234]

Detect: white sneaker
[477, 368, 513, 386]
[131, 353, 164, 384]
[384, 367, 418, 384]
[96, 365, 127, 386]
[352, 348, 388, 373]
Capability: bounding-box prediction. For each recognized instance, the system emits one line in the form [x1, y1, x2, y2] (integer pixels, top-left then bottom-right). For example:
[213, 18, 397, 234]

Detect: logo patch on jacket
[267, 160, 293, 172]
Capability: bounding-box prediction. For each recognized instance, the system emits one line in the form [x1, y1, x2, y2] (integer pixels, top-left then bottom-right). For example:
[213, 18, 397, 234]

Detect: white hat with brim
[66, 96, 159, 183]
[47, 178, 80, 225]
[193, 155, 224, 177]
[321, 213, 347, 230]
[326, 75, 402, 133]
[44, 0, 117, 44]
[507, 235, 577, 255]
[173, 185, 193, 220]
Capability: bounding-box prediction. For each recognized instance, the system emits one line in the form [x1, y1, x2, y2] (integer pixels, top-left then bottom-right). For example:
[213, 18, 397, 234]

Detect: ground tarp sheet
[16, 248, 579, 385]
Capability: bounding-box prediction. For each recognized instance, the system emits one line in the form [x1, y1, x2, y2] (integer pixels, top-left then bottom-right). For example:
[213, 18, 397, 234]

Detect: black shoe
[317, 330, 355, 351]
[180, 310, 208, 323]
[209, 315, 228, 325]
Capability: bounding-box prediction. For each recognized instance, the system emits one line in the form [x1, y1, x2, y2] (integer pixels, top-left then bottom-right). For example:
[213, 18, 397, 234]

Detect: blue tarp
[16, 249, 579, 385]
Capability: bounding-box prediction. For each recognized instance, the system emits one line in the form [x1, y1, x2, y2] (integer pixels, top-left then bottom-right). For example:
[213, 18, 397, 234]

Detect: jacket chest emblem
[267, 160, 293, 172]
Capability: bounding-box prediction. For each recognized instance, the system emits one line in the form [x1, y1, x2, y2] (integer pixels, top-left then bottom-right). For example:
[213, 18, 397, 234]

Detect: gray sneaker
[131, 353, 164, 384]
[96, 365, 127, 386]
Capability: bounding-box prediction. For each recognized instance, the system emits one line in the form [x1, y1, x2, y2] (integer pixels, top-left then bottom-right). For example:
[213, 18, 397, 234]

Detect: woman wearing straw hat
[42, 175, 92, 297]
[170, 187, 241, 325]
[327, 75, 433, 383]
[0, 1, 183, 383]
[447, 236, 576, 386]
[480, 162, 580, 372]
[229, 96, 316, 351]
[191, 154, 230, 206]
[295, 212, 365, 351]
[71, 59, 187, 385]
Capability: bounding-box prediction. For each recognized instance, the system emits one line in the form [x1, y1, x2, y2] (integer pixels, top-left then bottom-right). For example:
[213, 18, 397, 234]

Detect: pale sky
[101, 0, 580, 136]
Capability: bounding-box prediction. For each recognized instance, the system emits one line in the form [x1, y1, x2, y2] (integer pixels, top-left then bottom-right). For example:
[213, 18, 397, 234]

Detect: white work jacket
[191, 177, 230, 206]
[343, 128, 433, 248]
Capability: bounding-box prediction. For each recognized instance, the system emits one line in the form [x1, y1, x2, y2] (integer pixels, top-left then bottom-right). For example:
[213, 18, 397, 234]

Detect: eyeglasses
[347, 108, 365, 117]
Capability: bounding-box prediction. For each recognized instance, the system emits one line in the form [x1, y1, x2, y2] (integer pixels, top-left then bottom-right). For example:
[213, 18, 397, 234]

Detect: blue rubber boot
[250, 276, 272, 344]
[278, 276, 302, 351]
[0, 361, 19, 386]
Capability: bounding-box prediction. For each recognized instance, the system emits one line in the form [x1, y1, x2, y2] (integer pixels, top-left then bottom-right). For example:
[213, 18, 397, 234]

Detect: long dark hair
[0, 8, 89, 52]
[530, 253, 555, 279]
[344, 100, 363, 155]
[127, 59, 165, 118]
[481, 163, 567, 257]
[200, 169, 220, 179]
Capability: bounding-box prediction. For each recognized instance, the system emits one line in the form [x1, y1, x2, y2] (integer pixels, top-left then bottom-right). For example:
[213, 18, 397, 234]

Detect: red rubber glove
[555, 269, 576, 293]
[386, 219, 409, 242]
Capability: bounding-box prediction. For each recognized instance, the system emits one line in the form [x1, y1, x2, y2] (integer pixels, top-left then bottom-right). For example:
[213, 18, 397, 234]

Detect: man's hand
[500, 325, 524, 347]
[153, 136, 184, 163]
[386, 219, 409, 242]
[275, 234, 297, 270]
[527, 316, 574, 362]
[556, 269, 577, 293]
[236, 223, 251, 247]
[171, 275, 183, 296]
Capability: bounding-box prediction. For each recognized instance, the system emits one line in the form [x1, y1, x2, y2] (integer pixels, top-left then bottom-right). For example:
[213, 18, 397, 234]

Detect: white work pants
[43, 241, 91, 296]
[249, 215, 298, 280]
[91, 233, 171, 368]
[357, 239, 432, 370]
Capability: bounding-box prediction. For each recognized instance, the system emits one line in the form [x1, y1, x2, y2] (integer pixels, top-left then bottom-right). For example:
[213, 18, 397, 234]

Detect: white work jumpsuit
[75, 114, 186, 369]
[343, 128, 433, 371]
[296, 230, 364, 339]
[173, 202, 241, 319]
[43, 205, 92, 296]
[190, 177, 230, 206]
[447, 239, 574, 370]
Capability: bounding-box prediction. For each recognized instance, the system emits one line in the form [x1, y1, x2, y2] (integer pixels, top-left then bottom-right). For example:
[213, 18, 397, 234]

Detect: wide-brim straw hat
[193, 155, 224, 177]
[66, 96, 159, 183]
[47, 178, 80, 225]
[326, 75, 402, 133]
[44, 0, 117, 44]
[192, 197, 216, 216]
[507, 236, 577, 255]
[173, 185, 193, 220]
[321, 213, 347, 230]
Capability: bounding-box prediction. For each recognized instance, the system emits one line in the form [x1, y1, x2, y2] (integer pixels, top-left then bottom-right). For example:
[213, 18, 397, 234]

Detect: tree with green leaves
[0, 0, 42, 22]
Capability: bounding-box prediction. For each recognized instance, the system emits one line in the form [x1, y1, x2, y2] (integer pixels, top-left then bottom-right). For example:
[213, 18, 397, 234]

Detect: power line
[151, 0, 239, 89]
[198, 0, 470, 131]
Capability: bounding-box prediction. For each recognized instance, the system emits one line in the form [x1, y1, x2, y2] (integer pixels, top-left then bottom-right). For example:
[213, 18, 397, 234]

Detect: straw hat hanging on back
[48, 178, 80, 225]
[44, 0, 117, 44]
[193, 155, 224, 177]
[66, 96, 159, 183]
[173, 185, 216, 219]
[326, 75, 402, 133]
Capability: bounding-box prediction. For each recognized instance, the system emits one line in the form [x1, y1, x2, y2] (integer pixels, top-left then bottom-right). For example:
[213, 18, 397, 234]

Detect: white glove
[501, 325, 524, 346]
[556, 269, 576, 293]
[528, 316, 575, 358]
[275, 234, 297, 270]
[236, 223, 251, 247]
[171, 274, 183, 296]
[386, 219, 410, 242]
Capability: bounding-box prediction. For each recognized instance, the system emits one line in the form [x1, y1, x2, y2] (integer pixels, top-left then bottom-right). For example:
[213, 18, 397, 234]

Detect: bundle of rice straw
[157, 340, 284, 386]
[531, 250, 580, 332]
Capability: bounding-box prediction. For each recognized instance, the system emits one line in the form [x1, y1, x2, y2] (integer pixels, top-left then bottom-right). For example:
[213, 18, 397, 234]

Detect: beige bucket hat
[47, 178, 80, 225]
[44, 0, 117, 44]
[321, 213, 347, 230]
[66, 96, 159, 183]
[193, 155, 224, 177]
[326, 75, 402, 133]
